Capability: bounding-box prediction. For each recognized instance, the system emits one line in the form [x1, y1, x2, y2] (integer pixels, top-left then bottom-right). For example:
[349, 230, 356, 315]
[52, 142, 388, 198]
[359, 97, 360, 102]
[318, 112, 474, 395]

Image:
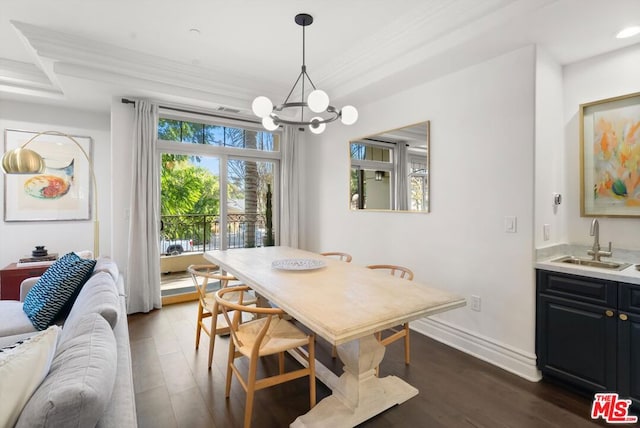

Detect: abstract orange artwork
[581, 92, 640, 217]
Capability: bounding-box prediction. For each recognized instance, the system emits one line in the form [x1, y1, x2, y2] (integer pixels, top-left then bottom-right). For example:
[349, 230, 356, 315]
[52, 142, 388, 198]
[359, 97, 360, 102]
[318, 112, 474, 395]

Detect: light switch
[543, 224, 550, 241]
[504, 216, 517, 233]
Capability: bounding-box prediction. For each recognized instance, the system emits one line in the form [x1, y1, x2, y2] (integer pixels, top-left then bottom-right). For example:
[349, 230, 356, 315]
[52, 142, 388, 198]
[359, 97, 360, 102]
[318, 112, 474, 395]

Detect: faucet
[587, 219, 612, 261]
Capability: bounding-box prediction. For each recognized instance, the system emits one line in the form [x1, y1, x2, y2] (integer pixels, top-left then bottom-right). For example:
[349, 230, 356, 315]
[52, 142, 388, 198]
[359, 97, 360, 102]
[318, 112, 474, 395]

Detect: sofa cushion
[23, 252, 96, 330]
[16, 313, 117, 428]
[93, 257, 119, 283]
[0, 326, 60, 428]
[63, 271, 120, 332]
[0, 300, 37, 337]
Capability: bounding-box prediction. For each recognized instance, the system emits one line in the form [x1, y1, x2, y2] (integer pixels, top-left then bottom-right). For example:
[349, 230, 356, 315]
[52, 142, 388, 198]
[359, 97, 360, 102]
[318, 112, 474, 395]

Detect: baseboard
[411, 317, 542, 382]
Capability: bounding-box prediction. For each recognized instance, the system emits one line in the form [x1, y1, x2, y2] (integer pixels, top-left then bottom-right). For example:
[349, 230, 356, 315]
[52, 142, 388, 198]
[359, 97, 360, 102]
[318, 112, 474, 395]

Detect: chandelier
[251, 13, 358, 134]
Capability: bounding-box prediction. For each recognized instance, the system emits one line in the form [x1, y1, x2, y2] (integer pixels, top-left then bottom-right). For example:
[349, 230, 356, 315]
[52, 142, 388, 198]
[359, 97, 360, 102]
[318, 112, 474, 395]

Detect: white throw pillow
[0, 325, 60, 427]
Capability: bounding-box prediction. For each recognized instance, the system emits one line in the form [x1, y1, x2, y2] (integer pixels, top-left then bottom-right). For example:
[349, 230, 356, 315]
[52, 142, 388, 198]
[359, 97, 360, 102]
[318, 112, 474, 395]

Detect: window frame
[157, 110, 281, 250]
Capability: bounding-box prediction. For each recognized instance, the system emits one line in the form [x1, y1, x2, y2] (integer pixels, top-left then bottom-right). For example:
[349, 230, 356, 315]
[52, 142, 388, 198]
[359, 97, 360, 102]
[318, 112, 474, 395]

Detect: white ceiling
[1, 0, 639, 115]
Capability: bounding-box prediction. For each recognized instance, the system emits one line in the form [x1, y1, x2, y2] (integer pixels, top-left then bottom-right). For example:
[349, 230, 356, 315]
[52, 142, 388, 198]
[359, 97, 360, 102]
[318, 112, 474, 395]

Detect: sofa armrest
[20, 277, 40, 301]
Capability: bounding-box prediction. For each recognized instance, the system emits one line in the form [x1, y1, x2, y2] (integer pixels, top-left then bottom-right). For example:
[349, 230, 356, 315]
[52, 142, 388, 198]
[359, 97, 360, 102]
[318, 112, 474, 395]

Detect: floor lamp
[1, 130, 100, 257]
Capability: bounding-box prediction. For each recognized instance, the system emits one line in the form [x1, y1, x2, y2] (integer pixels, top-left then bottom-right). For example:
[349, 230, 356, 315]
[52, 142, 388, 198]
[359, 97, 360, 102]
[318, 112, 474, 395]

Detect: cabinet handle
[605, 310, 614, 317]
[619, 313, 628, 321]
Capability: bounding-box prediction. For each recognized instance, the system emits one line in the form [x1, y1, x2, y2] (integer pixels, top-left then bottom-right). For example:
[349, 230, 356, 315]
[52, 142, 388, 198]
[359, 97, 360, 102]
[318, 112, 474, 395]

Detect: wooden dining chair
[187, 264, 256, 370]
[216, 285, 316, 428]
[366, 264, 415, 370]
[320, 251, 353, 263]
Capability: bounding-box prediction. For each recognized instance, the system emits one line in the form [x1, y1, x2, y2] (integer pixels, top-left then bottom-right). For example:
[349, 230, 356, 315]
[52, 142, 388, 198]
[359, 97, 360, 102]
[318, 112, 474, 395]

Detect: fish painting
[23, 159, 74, 199]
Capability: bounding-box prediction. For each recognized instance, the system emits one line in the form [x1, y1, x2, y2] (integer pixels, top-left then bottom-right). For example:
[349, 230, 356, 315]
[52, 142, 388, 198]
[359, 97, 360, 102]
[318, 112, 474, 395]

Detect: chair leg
[308, 337, 316, 408]
[404, 323, 411, 365]
[195, 303, 204, 349]
[225, 340, 235, 398]
[208, 301, 219, 370]
[244, 355, 259, 428]
[278, 352, 285, 375]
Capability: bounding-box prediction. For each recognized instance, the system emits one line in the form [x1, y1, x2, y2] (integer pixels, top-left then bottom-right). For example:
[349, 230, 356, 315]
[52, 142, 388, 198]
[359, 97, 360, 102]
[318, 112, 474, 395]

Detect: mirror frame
[349, 121, 430, 213]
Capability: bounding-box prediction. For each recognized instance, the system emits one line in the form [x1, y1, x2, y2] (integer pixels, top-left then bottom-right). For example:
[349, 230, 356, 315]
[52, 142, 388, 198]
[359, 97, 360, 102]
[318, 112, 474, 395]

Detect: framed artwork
[4, 129, 93, 221]
[580, 92, 640, 217]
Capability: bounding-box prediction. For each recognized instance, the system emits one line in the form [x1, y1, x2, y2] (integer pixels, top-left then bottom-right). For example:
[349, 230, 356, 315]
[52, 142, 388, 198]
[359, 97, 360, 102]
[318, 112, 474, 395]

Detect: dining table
[205, 246, 466, 427]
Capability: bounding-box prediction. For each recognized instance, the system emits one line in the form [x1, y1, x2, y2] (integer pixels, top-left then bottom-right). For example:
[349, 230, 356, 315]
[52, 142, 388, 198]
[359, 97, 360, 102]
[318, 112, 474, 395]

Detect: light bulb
[308, 90, 329, 113]
[340, 105, 358, 125]
[262, 116, 279, 131]
[309, 117, 326, 134]
[252, 96, 273, 118]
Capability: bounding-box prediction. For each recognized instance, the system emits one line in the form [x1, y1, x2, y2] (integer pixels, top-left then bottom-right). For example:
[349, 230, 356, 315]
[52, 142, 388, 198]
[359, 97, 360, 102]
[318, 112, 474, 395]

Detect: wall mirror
[350, 121, 430, 212]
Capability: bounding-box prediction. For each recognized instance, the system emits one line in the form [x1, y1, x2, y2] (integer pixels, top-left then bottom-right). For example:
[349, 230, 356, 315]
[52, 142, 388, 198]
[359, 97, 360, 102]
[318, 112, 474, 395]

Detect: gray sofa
[0, 257, 137, 427]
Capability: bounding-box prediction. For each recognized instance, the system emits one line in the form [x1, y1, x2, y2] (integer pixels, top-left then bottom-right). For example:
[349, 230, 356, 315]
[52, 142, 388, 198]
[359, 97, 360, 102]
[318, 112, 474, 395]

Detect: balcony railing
[160, 213, 267, 254]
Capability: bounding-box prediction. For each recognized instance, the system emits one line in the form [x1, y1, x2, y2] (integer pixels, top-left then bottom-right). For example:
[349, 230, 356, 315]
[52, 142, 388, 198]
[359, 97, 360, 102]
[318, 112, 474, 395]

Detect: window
[158, 119, 279, 151]
[157, 115, 280, 298]
[409, 155, 428, 211]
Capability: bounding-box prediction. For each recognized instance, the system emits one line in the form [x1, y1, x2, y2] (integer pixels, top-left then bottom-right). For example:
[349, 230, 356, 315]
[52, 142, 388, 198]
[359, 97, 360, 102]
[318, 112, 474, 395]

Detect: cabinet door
[618, 281, 640, 410]
[618, 311, 640, 410]
[537, 294, 617, 392]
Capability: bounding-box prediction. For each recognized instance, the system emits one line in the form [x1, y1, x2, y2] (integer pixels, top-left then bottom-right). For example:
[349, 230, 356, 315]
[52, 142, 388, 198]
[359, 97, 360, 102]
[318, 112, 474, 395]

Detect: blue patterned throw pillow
[22, 252, 96, 330]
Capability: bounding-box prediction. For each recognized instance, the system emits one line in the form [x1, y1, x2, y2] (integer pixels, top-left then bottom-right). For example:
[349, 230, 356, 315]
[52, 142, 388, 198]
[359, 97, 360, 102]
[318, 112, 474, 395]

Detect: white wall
[304, 45, 539, 380]
[534, 48, 567, 248]
[563, 44, 640, 250]
[109, 97, 135, 275]
[0, 100, 110, 267]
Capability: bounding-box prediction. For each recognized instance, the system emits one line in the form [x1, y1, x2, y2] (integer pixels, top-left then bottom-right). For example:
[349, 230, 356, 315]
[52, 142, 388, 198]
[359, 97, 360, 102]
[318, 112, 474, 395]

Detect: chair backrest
[366, 264, 414, 281]
[215, 285, 285, 358]
[187, 264, 236, 304]
[320, 252, 353, 263]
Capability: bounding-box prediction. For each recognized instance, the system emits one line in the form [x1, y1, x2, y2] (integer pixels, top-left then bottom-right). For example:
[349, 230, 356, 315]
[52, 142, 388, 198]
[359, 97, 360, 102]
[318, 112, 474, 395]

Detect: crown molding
[9, 20, 283, 111]
[0, 58, 63, 98]
[316, 0, 556, 100]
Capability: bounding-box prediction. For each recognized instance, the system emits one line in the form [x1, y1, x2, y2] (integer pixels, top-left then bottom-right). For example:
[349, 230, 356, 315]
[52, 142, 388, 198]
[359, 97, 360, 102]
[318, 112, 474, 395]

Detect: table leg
[291, 334, 418, 428]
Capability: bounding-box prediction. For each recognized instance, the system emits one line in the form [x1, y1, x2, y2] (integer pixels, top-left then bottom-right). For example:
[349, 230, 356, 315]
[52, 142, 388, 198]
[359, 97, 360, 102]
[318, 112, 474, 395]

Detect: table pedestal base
[291, 334, 418, 428]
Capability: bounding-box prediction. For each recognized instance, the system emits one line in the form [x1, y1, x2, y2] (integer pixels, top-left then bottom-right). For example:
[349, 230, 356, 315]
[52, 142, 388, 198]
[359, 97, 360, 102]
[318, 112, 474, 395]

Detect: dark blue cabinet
[618, 282, 640, 409]
[536, 269, 639, 410]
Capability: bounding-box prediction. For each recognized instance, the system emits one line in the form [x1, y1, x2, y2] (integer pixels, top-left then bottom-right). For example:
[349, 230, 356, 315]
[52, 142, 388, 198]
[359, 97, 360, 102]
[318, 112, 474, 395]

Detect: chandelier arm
[271, 103, 340, 126]
[282, 70, 305, 105]
[303, 70, 318, 91]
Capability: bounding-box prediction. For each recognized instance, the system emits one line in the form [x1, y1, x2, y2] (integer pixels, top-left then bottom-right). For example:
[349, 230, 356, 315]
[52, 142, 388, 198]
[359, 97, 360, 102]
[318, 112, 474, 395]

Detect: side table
[0, 263, 49, 300]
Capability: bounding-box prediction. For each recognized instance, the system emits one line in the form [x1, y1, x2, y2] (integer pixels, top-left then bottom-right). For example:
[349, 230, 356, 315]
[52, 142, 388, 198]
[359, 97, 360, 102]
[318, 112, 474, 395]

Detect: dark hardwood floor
[128, 301, 631, 428]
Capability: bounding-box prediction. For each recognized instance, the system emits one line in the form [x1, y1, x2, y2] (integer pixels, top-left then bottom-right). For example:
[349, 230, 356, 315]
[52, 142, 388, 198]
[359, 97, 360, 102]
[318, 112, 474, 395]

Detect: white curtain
[126, 100, 161, 314]
[279, 126, 300, 247]
[395, 143, 409, 211]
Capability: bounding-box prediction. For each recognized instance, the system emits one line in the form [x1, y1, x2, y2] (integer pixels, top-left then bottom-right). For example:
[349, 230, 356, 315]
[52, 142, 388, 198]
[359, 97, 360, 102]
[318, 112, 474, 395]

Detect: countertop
[535, 256, 640, 285]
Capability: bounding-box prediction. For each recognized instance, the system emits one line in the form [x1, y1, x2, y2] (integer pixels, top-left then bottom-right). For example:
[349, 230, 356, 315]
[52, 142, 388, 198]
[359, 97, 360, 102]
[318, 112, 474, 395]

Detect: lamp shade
[309, 117, 326, 134]
[252, 96, 273, 118]
[1, 148, 46, 174]
[262, 116, 279, 131]
[308, 89, 330, 113]
[340, 105, 358, 125]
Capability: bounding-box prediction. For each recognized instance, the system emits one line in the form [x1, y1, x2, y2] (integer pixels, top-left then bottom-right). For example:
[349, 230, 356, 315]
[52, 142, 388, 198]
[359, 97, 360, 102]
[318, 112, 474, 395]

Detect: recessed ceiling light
[616, 26, 640, 39]
[189, 28, 201, 35]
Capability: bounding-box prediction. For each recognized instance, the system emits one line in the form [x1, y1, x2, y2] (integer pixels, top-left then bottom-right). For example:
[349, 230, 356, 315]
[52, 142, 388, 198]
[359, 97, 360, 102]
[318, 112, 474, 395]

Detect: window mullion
[220, 154, 229, 250]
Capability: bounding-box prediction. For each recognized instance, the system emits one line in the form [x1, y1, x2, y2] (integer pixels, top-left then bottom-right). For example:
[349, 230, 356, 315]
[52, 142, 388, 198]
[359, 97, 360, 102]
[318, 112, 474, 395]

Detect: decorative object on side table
[18, 248, 59, 267]
[580, 92, 640, 217]
[31, 246, 48, 257]
[1, 130, 100, 256]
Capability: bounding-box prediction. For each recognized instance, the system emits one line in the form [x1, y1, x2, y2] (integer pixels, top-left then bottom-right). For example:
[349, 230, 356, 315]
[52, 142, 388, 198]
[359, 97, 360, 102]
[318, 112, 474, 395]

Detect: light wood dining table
[205, 246, 466, 427]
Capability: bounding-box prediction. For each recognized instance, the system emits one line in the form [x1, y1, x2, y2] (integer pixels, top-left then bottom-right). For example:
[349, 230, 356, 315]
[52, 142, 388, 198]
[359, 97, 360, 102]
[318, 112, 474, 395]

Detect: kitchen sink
[551, 256, 631, 271]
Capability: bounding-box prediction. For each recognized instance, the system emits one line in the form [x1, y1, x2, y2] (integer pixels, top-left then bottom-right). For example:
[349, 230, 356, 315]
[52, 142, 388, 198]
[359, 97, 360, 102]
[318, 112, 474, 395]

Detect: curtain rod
[120, 98, 261, 125]
[121, 98, 304, 131]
